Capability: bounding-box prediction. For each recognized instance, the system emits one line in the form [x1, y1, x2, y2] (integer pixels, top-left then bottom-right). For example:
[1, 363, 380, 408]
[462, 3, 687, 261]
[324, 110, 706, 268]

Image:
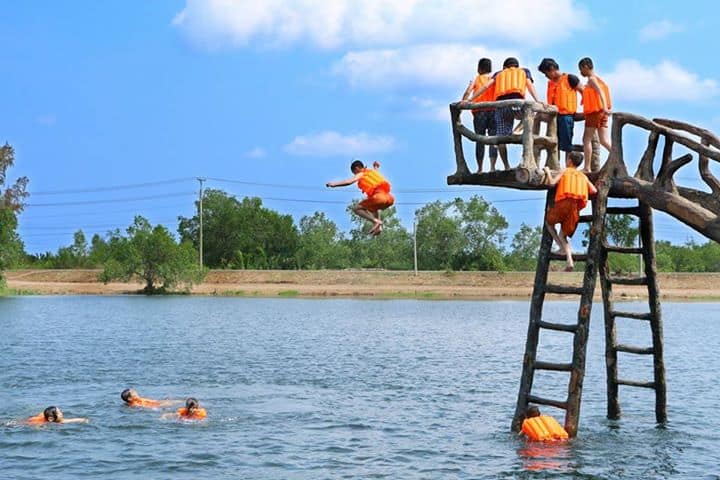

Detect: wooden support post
[600, 225, 620, 419]
[450, 103, 470, 176]
[521, 105, 536, 169]
[639, 202, 667, 423]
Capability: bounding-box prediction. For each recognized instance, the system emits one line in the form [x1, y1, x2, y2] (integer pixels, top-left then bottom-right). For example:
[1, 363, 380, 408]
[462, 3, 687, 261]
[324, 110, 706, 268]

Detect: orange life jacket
[494, 67, 527, 98]
[177, 407, 207, 420]
[26, 413, 47, 425]
[547, 74, 578, 115]
[471, 73, 495, 112]
[129, 397, 162, 408]
[582, 76, 611, 114]
[522, 415, 569, 442]
[357, 168, 390, 196]
[555, 167, 590, 209]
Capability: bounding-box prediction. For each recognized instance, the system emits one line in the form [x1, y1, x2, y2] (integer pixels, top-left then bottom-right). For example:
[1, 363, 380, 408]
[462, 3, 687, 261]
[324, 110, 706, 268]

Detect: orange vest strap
[472, 73, 495, 109]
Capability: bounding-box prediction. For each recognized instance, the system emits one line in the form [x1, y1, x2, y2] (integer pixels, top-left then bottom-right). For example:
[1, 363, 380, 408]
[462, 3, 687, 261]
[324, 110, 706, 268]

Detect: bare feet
[369, 221, 383, 236]
[564, 265, 574, 272]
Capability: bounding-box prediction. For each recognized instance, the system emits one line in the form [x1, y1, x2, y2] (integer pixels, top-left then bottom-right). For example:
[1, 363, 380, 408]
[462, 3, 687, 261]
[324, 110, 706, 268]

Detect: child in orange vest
[25, 406, 88, 425]
[578, 57, 612, 172]
[326, 159, 394, 236]
[461, 57, 507, 172]
[538, 58, 581, 164]
[543, 152, 597, 271]
[162, 397, 207, 421]
[521, 405, 568, 442]
[121, 388, 179, 408]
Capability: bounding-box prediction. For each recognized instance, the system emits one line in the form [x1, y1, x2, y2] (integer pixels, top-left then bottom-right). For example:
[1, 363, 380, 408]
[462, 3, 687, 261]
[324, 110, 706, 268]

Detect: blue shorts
[557, 114, 574, 152]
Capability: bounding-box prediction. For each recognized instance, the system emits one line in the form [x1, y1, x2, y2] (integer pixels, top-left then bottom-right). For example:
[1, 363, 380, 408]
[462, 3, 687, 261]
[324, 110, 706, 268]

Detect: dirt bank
[5, 269, 720, 300]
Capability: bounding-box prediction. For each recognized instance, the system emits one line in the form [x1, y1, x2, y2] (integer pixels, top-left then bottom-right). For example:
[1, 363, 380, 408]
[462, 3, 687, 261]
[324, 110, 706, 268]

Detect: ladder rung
[607, 276, 648, 286]
[537, 320, 578, 333]
[604, 245, 643, 254]
[526, 394, 568, 410]
[616, 379, 656, 389]
[549, 252, 588, 262]
[535, 361, 573, 372]
[614, 344, 654, 355]
[611, 310, 652, 321]
[607, 206, 641, 216]
[578, 214, 593, 223]
[545, 284, 584, 295]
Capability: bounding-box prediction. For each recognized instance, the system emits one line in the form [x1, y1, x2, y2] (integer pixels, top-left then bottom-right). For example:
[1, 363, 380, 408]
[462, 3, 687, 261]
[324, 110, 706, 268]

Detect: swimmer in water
[25, 406, 88, 425]
[162, 397, 207, 421]
[121, 388, 178, 408]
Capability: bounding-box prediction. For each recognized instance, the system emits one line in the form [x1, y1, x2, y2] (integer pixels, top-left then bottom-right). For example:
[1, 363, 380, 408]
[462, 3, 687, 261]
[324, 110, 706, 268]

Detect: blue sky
[2, 0, 719, 254]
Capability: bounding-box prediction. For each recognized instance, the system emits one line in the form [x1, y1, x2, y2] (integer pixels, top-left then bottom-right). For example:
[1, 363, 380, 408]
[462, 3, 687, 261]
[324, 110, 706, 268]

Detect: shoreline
[5, 269, 720, 300]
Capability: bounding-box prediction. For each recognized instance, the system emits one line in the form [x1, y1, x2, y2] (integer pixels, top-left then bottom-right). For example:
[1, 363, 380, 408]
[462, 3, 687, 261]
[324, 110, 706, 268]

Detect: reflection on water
[0, 297, 719, 479]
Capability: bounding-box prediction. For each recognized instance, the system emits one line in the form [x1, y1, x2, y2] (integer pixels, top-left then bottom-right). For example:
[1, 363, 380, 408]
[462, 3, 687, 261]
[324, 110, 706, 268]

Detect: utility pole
[197, 177, 206, 269]
[413, 220, 418, 276]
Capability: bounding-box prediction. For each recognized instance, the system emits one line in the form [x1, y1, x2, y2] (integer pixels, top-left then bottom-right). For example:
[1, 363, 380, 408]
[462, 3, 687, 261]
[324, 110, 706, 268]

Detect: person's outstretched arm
[526, 78, 540, 102]
[327, 173, 362, 188]
[543, 167, 563, 186]
[63, 417, 89, 424]
[467, 78, 495, 102]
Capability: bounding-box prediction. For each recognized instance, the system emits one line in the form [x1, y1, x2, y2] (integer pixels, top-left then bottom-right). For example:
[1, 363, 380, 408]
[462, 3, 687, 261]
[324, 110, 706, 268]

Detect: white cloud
[639, 20, 684, 41]
[284, 131, 395, 156]
[604, 60, 719, 102]
[173, 0, 589, 49]
[408, 96, 454, 122]
[244, 147, 266, 158]
[333, 44, 518, 89]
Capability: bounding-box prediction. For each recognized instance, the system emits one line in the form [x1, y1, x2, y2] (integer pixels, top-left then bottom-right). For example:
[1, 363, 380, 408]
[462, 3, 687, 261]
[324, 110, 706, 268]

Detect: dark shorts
[557, 114, 574, 152]
[495, 106, 522, 136]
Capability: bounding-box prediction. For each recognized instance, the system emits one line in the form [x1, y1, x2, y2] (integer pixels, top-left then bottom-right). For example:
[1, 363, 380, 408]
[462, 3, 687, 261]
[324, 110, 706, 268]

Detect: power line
[26, 192, 196, 207]
[28, 177, 196, 195]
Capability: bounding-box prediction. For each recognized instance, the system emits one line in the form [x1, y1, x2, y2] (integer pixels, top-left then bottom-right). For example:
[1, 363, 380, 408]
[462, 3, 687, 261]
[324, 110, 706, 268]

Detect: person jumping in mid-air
[326, 159, 394, 236]
[25, 406, 88, 425]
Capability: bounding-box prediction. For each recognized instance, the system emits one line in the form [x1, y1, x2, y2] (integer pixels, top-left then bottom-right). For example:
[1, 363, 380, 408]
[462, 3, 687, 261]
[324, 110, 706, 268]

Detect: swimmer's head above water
[43, 406, 63, 423]
[121, 388, 139, 404]
[525, 405, 541, 418]
[185, 397, 200, 413]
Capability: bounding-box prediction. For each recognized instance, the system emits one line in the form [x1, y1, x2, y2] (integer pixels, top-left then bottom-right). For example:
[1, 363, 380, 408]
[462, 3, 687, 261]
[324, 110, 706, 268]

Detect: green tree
[101, 216, 204, 294]
[178, 190, 298, 269]
[0, 143, 29, 286]
[414, 200, 463, 270]
[346, 206, 413, 269]
[454, 196, 508, 270]
[296, 211, 350, 269]
[507, 223, 542, 271]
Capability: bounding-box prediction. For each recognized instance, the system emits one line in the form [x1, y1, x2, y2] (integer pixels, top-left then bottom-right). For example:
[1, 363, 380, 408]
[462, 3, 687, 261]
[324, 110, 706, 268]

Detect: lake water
[1, 296, 719, 479]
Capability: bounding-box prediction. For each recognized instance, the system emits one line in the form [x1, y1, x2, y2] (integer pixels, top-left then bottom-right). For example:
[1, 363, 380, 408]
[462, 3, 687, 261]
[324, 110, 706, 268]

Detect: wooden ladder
[511, 181, 609, 438]
[599, 201, 667, 423]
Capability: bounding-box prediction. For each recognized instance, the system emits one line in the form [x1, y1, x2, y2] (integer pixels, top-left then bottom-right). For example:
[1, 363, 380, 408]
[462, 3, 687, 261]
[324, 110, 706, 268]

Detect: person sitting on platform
[461, 57, 505, 173]
[468, 57, 541, 168]
[521, 405, 568, 441]
[121, 388, 178, 408]
[542, 152, 597, 271]
[25, 406, 88, 425]
[537, 58, 581, 164]
[326, 159, 394, 236]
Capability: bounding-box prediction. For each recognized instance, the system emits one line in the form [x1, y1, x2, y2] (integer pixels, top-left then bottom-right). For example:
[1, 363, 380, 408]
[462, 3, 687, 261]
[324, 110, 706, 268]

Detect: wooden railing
[449, 100, 560, 175]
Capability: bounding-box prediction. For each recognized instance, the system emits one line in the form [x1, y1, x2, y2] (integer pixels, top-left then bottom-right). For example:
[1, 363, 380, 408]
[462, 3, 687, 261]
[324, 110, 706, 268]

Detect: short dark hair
[538, 58, 559, 74]
[503, 57, 519, 68]
[525, 405, 541, 418]
[186, 397, 199, 410]
[478, 58, 492, 74]
[121, 389, 132, 403]
[568, 151, 584, 167]
[578, 57, 594, 70]
[44, 406, 61, 422]
[350, 159, 364, 172]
